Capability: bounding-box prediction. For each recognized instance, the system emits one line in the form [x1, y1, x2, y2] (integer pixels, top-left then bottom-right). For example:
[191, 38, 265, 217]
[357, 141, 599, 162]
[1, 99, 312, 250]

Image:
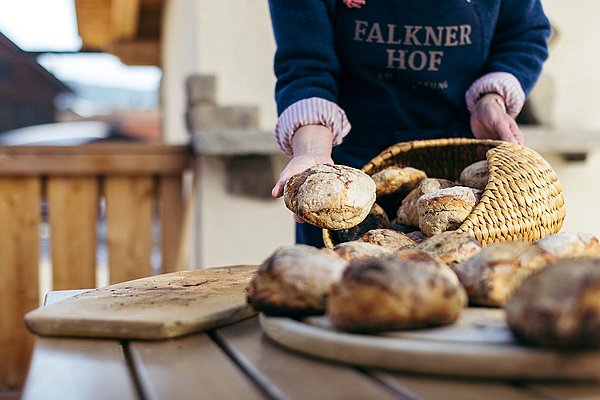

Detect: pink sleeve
[465, 72, 526, 118]
[274, 98, 352, 156]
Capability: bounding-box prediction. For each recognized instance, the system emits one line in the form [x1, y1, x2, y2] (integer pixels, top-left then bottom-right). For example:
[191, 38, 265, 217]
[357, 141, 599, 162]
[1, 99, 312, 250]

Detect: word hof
[353, 20, 473, 72]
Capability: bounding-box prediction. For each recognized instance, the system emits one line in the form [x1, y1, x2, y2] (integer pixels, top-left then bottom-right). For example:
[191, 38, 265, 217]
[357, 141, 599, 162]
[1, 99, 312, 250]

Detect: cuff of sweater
[274, 97, 352, 156]
[465, 72, 526, 118]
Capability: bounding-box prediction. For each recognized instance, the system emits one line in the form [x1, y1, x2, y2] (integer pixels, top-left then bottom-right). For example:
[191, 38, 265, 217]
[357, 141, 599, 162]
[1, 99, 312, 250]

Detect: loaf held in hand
[284, 164, 376, 230]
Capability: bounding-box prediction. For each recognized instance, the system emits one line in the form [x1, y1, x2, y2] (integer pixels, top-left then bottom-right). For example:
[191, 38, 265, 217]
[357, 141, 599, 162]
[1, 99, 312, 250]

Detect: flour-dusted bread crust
[417, 186, 481, 237]
[506, 257, 600, 348]
[396, 178, 457, 227]
[535, 232, 600, 258]
[453, 241, 556, 307]
[459, 160, 489, 190]
[415, 231, 482, 267]
[333, 241, 395, 263]
[246, 245, 348, 316]
[284, 164, 376, 230]
[328, 250, 467, 332]
[358, 229, 416, 251]
[370, 166, 427, 197]
[336, 203, 390, 243]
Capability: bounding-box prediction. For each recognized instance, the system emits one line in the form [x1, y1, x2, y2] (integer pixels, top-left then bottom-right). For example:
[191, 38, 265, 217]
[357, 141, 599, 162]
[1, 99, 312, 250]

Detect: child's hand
[343, 0, 366, 8]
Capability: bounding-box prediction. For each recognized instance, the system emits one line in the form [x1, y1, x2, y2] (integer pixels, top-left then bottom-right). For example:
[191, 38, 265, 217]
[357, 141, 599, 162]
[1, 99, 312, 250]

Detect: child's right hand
[343, 0, 366, 8]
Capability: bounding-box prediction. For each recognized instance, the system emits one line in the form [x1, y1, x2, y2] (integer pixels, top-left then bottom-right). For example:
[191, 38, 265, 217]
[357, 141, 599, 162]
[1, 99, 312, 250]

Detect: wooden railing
[0, 143, 194, 391]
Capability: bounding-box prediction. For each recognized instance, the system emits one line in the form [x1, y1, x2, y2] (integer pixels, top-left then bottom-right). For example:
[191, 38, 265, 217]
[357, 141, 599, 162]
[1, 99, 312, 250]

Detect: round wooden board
[260, 308, 600, 380]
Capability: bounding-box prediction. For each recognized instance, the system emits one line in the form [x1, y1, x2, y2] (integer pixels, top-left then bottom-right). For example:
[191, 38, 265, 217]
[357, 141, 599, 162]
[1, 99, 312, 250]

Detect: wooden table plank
[22, 337, 138, 400]
[215, 317, 399, 400]
[527, 383, 600, 400]
[129, 333, 263, 400]
[368, 371, 548, 400]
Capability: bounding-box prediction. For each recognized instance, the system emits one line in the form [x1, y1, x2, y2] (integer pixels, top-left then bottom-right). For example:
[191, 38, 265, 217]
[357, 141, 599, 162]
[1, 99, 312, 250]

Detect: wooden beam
[0, 144, 193, 176]
[110, 39, 161, 66]
[112, 0, 141, 39]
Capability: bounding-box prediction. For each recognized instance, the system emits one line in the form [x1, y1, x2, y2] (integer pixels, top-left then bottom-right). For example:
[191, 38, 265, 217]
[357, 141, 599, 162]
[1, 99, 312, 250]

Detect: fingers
[271, 179, 285, 198]
[470, 107, 524, 145]
[509, 119, 525, 145]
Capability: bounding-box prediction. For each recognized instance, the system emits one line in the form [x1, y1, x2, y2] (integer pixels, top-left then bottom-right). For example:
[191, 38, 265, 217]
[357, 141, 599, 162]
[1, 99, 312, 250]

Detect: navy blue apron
[298, 0, 485, 246]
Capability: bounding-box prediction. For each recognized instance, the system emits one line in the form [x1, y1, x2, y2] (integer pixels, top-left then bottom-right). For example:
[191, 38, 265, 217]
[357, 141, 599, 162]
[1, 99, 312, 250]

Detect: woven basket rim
[323, 138, 565, 248]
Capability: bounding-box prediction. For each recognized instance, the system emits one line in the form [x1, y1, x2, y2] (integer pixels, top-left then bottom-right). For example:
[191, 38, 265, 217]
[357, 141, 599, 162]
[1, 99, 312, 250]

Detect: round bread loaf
[328, 250, 467, 332]
[416, 186, 481, 237]
[506, 257, 600, 348]
[333, 241, 395, 263]
[459, 160, 489, 190]
[358, 229, 416, 251]
[397, 178, 457, 227]
[370, 166, 427, 197]
[246, 245, 348, 316]
[284, 164, 376, 230]
[453, 241, 556, 307]
[415, 231, 482, 267]
[535, 232, 600, 258]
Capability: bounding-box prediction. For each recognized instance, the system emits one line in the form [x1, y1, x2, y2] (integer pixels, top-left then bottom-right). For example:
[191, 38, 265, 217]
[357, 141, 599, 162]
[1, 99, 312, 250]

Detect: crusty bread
[246, 245, 348, 316]
[453, 241, 556, 307]
[333, 241, 395, 263]
[506, 257, 600, 348]
[416, 186, 481, 237]
[459, 160, 489, 190]
[535, 232, 600, 258]
[415, 231, 482, 267]
[396, 178, 456, 227]
[370, 166, 427, 197]
[284, 164, 376, 230]
[328, 250, 467, 332]
[358, 229, 416, 251]
[336, 203, 390, 243]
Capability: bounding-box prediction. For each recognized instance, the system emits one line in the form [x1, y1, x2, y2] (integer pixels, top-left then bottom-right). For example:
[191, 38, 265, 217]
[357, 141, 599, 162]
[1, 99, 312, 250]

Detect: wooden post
[0, 178, 41, 390]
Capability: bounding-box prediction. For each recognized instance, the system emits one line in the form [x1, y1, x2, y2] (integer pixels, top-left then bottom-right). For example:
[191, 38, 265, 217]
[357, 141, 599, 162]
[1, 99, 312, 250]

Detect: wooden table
[22, 291, 600, 400]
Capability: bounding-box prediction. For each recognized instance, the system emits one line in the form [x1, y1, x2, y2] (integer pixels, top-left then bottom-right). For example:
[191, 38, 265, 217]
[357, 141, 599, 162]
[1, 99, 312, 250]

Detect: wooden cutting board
[25, 265, 258, 340]
[260, 308, 600, 380]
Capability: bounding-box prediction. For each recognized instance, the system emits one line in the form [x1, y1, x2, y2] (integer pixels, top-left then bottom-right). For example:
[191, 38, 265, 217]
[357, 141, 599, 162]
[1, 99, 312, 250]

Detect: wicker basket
[323, 138, 566, 248]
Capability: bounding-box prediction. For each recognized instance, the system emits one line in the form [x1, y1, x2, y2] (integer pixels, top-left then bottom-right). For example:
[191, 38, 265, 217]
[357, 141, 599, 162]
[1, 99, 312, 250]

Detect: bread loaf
[284, 164, 376, 230]
[333, 241, 395, 263]
[506, 257, 600, 348]
[396, 178, 457, 227]
[371, 166, 427, 197]
[328, 251, 467, 332]
[416, 186, 481, 237]
[246, 245, 348, 316]
[415, 231, 482, 267]
[536, 232, 600, 258]
[453, 241, 555, 307]
[358, 229, 416, 251]
[459, 160, 489, 190]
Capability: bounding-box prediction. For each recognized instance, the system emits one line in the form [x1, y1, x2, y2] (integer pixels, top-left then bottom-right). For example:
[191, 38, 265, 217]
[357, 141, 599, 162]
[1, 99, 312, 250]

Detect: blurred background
[0, 0, 599, 267]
